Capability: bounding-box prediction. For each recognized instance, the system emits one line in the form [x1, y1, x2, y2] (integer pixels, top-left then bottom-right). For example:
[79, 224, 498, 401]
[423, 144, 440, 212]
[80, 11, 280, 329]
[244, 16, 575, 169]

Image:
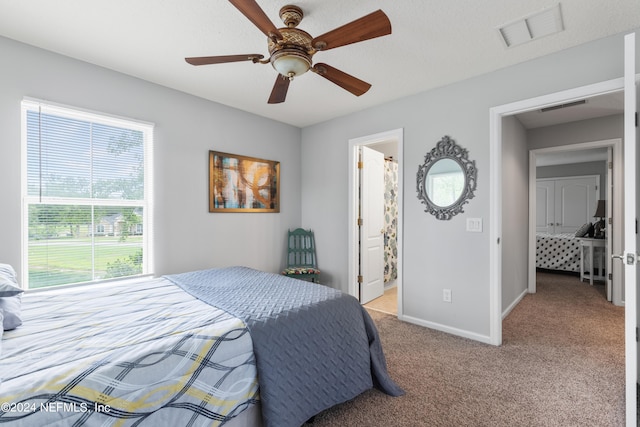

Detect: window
[21, 100, 153, 289]
[427, 171, 464, 207]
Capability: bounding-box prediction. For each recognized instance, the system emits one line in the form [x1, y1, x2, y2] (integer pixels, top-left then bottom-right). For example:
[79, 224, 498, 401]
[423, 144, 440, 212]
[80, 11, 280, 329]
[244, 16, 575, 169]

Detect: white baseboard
[398, 314, 495, 346]
[502, 288, 528, 319]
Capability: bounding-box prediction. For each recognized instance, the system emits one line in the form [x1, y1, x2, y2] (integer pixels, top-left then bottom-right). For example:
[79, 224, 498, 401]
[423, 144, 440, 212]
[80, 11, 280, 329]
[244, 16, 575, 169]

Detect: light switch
[466, 218, 483, 232]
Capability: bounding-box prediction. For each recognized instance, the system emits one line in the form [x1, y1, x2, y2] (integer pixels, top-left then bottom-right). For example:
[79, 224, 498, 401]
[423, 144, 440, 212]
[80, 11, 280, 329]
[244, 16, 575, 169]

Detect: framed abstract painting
[209, 151, 280, 213]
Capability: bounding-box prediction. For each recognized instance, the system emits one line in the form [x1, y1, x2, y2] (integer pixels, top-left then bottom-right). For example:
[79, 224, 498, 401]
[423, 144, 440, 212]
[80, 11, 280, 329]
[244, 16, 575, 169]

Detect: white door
[360, 146, 385, 304]
[621, 32, 638, 427]
[555, 177, 598, 234]
[536, 177, 598, 234]
[536, 180, 554, 233]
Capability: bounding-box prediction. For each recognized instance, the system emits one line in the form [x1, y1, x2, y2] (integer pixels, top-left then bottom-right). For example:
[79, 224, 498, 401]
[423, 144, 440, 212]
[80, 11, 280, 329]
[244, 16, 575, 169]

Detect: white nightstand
[577, 237, 608, 293]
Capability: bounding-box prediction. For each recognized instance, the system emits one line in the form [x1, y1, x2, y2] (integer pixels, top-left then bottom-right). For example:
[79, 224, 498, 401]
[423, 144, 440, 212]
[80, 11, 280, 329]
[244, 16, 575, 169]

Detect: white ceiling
[1, 1, 639, 128]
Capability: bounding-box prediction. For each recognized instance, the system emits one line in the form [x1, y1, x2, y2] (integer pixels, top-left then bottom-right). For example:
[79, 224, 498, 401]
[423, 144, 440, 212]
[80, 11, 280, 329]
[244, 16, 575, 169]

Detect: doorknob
[612, 253, 639, 265]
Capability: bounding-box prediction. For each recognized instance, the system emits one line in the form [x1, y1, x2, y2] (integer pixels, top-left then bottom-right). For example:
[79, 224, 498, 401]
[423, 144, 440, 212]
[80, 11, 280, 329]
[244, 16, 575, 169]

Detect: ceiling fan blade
[268, 75, 290, 104]
[185, 54, 264, 66]
[312, 63, 371, 96]
[228, 0, 283, 40]
[311, 10, 391, 51]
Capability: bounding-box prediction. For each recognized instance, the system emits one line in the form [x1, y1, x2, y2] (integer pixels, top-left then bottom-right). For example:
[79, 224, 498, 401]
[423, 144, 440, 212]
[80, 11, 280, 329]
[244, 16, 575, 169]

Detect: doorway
[490, 76, 636, 423]
[348, 128, 404, 317]
[489, 77, 627, 344]
[527, 139, 623, 305]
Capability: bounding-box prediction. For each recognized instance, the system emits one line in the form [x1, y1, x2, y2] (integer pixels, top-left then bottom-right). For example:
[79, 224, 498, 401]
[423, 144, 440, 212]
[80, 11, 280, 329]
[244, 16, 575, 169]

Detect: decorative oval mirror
[416, 135, 477, 220]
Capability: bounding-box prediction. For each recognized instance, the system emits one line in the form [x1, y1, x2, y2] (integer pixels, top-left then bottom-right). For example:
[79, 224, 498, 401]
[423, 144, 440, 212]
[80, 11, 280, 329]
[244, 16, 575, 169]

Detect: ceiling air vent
[540, 99, 586, 112]
[498, 4, 564, 48]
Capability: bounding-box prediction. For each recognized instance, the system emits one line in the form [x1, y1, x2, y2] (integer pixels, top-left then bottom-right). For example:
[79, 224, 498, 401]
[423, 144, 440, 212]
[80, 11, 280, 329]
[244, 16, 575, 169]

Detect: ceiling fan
[185, 0, 392, 104]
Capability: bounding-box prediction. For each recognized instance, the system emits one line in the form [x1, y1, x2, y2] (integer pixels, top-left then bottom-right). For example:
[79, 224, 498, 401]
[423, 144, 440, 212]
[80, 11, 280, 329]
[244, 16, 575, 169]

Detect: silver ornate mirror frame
[416, 135, 477, 220]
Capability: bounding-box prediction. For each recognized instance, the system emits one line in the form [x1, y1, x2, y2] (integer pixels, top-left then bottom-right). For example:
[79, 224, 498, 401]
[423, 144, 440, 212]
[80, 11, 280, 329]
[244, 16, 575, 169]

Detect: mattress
[0, 277, 259, 426]
[1, 267, 402, 427]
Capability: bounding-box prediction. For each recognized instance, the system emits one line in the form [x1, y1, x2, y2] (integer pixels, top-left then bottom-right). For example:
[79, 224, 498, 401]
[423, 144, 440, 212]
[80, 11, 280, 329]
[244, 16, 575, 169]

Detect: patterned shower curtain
[384, 159, 398, 283]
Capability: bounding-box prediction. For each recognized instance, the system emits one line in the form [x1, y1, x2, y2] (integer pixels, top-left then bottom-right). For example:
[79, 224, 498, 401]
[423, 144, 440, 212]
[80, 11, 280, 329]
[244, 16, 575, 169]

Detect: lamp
[593, 200, 606, 239]
[271, 48, 311, 81]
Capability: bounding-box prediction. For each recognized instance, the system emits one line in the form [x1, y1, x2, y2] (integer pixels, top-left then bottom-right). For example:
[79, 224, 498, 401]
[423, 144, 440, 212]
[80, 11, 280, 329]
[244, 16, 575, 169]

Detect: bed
[0, 265, 402, 427]
[535, 232, 582, 273]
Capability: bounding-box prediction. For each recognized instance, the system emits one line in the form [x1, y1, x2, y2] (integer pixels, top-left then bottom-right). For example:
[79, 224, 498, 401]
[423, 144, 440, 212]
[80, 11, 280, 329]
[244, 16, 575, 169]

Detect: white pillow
[0, 263, 23, 297]
[0, 295, 22, 330]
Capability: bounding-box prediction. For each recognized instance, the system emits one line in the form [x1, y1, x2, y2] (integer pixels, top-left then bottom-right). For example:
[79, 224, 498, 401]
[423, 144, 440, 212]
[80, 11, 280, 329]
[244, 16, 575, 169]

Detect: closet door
[536, 176, 599, 234]
[554, 177, 598, 234]
[536, 180, 555, 233]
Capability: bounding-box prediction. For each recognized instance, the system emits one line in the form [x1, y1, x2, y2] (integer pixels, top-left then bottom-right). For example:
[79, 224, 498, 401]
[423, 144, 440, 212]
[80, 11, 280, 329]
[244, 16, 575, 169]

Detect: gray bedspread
[165, 266, 403, 427]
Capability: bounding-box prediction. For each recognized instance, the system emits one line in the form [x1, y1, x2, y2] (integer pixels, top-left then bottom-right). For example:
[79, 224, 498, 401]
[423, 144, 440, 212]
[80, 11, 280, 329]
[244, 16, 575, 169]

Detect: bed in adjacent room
[0, 265, 402, 427]
[535, 232, 582, 273]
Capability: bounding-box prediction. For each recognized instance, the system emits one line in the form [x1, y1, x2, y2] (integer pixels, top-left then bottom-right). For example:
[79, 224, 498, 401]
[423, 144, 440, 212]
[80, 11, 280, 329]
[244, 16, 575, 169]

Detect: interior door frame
[528, 140, 623, 305]
[348, 128, 404, 316]
[489, 77, 626, 345]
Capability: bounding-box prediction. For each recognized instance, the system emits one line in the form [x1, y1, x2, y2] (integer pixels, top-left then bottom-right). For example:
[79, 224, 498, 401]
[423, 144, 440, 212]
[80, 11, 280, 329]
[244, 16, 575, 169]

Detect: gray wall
[501, 116, 529, 314]
[537, 161, 608, 199]
[300, 29, 638, 340]
[528, 114, 624, 151]
[0, 36, 302, 280]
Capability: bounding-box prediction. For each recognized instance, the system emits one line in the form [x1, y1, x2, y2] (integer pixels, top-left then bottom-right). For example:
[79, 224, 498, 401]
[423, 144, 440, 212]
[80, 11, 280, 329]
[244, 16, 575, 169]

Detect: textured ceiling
[1, 1, 639, 127]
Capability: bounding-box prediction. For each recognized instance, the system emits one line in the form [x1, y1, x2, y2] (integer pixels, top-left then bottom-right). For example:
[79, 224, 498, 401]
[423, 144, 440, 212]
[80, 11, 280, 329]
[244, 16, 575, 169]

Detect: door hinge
[608, 161, 612, 169]
[357, 275, 363, 283]
[636, 327, 638, 342]
[608, 217, 612, 225]
[358, 161, 364, 169]
[357, 217, 363, 226]
[608, 273, 612, 280]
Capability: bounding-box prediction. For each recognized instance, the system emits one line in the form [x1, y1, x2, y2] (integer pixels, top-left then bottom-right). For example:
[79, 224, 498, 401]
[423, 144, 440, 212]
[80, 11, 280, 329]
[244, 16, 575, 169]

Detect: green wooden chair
[282, 228, 320, 283]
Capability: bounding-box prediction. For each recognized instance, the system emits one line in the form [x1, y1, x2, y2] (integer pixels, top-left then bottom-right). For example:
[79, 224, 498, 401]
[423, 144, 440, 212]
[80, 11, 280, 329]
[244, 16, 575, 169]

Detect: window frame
[20, 98, 154, 289]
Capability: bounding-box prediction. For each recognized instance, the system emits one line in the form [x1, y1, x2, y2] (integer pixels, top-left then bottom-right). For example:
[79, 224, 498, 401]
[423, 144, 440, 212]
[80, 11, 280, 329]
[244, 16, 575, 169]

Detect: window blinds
[21, 100, 153, 289]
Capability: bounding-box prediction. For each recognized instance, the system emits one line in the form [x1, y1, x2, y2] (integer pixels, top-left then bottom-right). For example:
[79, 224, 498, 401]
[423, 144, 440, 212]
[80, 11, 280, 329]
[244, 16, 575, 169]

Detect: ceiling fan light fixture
[271, 48, 311, 79]
[187, 3, 392, 103]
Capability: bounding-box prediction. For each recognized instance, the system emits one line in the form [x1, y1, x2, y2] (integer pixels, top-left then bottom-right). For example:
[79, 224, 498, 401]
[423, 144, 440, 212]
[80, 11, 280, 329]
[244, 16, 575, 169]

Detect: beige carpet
[312, 271, 625, 426]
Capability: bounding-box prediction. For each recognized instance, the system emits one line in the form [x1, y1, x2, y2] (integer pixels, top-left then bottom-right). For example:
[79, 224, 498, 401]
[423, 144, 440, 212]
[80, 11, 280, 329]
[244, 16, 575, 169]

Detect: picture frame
[209, 151, 280, 213]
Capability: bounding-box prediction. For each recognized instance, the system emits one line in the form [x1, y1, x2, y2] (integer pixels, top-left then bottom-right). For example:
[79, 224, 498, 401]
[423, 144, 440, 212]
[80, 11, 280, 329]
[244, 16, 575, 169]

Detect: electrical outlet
[442, 289, 452, 303]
